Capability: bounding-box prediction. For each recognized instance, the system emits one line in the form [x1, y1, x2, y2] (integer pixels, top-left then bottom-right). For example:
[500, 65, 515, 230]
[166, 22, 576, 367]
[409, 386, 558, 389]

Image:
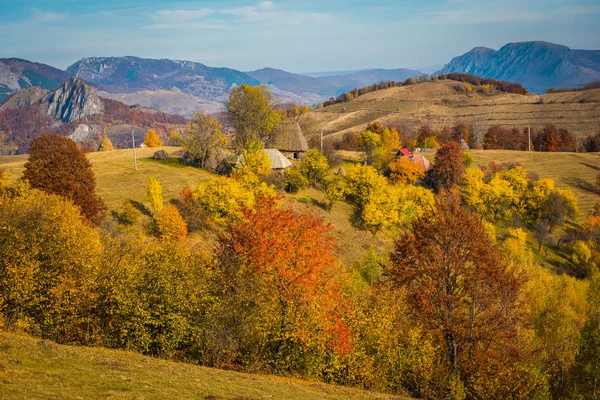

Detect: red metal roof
[398, 148, 413, 157]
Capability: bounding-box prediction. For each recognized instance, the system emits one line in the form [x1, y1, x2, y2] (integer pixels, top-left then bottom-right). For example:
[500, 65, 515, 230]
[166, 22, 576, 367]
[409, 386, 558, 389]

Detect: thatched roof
[268, 120, 309, 152]
[236, 149, 292, 170]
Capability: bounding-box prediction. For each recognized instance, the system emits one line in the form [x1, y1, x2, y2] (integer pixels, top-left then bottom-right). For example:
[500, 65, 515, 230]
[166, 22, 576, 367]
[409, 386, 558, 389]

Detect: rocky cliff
[41, 77, 105, 123]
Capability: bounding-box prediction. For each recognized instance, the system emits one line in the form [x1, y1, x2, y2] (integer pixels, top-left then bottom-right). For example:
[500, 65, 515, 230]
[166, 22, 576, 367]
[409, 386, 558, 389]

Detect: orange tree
[214, 197, 351, 371]
[23, 134, 106, 224]
[386, 195, 524, 394]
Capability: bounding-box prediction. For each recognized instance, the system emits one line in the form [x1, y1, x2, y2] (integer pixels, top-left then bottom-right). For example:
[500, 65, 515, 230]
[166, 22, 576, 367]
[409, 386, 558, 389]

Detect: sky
[1, 0, 599, 73]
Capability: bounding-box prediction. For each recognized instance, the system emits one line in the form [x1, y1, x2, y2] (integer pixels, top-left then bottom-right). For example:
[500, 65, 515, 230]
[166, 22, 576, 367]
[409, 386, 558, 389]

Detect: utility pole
[132, 129, 137, 171]
[320, 126, 324, 152]
[528, 126, 531, 152]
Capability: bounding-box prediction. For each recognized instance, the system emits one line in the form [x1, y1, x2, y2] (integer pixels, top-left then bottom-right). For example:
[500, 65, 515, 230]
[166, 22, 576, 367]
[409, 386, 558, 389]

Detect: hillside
[299, 80, 600, 143]
[247, 68, 422, 100]
[1, 146, 597, 265]
[437, 41, 600, 93]
[0, 79, 186, 154]
[67, 56, 259, 102]
[0, 331, 403, 400]
[0, 58, 71, 103]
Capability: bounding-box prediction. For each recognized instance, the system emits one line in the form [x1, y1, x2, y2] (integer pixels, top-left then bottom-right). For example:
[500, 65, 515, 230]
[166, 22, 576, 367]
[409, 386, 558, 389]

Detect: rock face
[437, 41, 600, 93]
[41, 77, 105, 123]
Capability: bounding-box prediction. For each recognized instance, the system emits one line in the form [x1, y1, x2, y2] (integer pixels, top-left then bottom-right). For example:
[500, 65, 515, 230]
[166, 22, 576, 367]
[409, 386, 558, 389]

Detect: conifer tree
[144, 128, 163, 147]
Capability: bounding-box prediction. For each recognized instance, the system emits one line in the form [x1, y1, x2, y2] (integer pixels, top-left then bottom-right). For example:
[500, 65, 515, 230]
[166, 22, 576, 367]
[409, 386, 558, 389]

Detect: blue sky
[1, 0, 599, 72]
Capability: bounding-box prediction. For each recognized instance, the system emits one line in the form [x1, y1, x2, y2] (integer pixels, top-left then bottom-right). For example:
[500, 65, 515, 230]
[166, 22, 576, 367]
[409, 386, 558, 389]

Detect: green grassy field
[0, 147, 215, 211]
[0, 331, 405, 400]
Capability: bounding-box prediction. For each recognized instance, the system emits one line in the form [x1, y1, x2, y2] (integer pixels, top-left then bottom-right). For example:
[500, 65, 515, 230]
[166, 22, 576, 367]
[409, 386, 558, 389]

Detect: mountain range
[437, 41, 600, 93]
[1, 41, 599, 117]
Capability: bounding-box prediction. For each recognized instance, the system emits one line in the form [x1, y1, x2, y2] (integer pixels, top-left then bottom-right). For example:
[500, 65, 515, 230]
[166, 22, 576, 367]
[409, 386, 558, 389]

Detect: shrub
[146, 177, 164, 215]
[299, 148, 329, 184]
[284, 166, 309, 194]
[115, 201, 140, 225]
[154, 205, 188, 243]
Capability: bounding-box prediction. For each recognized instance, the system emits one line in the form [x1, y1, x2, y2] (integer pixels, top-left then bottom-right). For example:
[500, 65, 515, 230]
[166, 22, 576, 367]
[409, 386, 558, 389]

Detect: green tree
[182, 112, 226, 170]
[23, 134, 106, 224]
[227, 85, 281, 149]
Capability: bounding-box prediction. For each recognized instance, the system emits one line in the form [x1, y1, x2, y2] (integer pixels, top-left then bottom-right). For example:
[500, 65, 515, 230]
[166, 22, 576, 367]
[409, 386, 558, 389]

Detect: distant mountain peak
[41, 77, 105, 123]
[437, 40, 600, 92]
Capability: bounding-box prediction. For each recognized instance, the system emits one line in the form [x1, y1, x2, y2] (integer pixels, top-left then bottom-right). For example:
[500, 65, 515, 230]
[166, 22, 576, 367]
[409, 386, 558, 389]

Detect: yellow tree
[154, 205, 187, 242]
[357, 129, 382, 165]
[146, 177, 164, 215]
[182, 112, 226, 170]
[99, 134, 114, 151]
[227, 85, 281, 149]
[389, 157, 425, 184]
[144, 128, 163, 147]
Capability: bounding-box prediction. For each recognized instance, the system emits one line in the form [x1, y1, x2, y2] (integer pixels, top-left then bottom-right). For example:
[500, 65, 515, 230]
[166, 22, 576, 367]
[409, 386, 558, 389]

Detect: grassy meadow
[0, 332, 406, 400]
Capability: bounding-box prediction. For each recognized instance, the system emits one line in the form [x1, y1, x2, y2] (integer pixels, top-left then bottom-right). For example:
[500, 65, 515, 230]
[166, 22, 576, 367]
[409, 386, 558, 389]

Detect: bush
[284, 166, 309, 193]
[115, 201, 140, 225]
[299, 148, 329, 184]
[153, 205, 188, 243]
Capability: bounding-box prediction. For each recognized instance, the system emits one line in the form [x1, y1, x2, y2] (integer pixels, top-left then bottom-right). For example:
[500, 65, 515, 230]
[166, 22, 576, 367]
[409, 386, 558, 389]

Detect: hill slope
[0, 331, 403, 400]
[299, 80, 600, 142]
[0, 58, 71, 102]
[437, 41, 600, 93]
[67, 56, 259, 102]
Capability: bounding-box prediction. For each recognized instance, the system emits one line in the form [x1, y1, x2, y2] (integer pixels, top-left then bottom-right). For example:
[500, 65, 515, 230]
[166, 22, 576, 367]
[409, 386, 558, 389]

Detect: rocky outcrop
[0, 86, 49, 112]
[41, 77, 104, 123]
[0, 58, 71, 102]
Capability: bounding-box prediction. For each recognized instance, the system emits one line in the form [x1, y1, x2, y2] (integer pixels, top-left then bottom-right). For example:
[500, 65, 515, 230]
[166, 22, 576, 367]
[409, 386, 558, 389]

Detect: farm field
[299, 80, 600, 143]
[0, 331, 406, 400]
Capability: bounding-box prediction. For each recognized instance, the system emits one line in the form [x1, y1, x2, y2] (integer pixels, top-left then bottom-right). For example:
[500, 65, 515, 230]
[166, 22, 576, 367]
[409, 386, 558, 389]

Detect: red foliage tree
[23, 134, 106, 224]
[387, 195, 524, 381]
[431, 141, 465, 190]
[217, 198, 351, 358]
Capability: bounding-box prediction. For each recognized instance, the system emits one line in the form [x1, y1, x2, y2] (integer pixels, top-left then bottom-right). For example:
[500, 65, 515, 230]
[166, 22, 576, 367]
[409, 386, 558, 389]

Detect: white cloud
[149, 1, 330, 29]
[153, 8, 215, 24]
[30, 7, 70, 22]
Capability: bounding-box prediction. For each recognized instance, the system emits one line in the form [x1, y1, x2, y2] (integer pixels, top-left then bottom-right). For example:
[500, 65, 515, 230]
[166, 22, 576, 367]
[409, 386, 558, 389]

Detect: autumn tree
[0, 185, 102, 341]
[99, 134, 114, 151]
[388, 157, 425, 184]
[153, 205, 187, 242]
[227, 84, 281, 149]
[215, 198, 351, 368]
[168, 130, 182, 146]
[144, 128, 163, 147]
[431, 141, 465, 191]
[387, 195, 524, 392]
[299, 148, 329, 184]
[146, 177, 164, 215]
[357, 128, 382, 165]
[23, 134, 106, 224]
[181, 112, 226, 169]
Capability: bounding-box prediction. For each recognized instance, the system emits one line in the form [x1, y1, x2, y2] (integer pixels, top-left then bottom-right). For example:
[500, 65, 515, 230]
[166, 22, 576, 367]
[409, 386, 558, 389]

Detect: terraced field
[300, 80, 600, 143]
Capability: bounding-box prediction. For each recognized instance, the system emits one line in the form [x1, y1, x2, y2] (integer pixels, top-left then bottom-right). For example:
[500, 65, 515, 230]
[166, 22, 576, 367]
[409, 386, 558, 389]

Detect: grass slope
[0, 332, 404, 400]
[470, 150, 600, 215]
[0, 147, 215, 211]
[300, 80, 600, 141]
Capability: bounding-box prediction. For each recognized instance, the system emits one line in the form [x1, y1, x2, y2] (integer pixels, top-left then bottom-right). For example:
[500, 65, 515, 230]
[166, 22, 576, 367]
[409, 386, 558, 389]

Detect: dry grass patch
[0, 331, 406, 400]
